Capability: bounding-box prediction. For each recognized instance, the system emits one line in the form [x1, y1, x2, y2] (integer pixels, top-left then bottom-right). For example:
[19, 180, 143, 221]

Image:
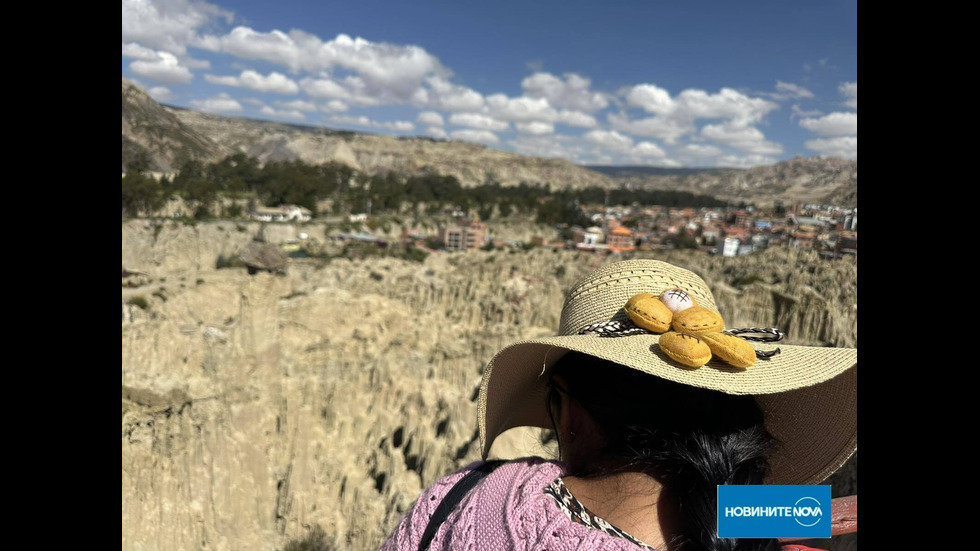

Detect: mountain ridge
[122, 78, 857, 207]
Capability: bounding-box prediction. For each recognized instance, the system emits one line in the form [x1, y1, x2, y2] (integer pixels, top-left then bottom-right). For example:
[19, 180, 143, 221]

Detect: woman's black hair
[548, 351, 781, 551]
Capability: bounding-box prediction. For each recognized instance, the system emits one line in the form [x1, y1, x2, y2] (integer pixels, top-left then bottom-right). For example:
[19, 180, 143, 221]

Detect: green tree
[122, 172, 164, 217]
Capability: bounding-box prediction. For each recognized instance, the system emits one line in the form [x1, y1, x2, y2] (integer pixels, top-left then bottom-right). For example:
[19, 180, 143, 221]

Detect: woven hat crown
[558, 260, 718, 336]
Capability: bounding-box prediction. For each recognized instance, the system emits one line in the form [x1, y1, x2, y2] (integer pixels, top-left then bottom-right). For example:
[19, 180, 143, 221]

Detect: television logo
[717, 485, 831, 539]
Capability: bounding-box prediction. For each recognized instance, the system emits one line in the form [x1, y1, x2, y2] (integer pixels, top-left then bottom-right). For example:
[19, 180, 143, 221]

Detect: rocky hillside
[607, 156, 858, 208]
[122, 219, 857, 551]
[122, 79, 856, 207]
[121, 78, 228, 172]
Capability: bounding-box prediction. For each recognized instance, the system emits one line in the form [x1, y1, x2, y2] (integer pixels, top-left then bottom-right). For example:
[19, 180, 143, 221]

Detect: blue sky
[122, 0, 857, 167]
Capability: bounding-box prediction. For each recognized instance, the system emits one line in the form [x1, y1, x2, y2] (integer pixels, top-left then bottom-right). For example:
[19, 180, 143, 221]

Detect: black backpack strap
[417, 460, 506, 551]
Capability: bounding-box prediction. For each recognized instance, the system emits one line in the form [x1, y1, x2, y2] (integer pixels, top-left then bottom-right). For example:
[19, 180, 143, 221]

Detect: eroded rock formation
[122, 221, 857, 551]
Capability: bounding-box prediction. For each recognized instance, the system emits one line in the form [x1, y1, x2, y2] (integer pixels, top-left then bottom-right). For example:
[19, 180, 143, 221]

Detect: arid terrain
[122, 219, 857, 551]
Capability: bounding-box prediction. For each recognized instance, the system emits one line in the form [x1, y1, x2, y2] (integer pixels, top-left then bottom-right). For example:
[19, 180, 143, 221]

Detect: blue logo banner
[717, 485, 831, 539]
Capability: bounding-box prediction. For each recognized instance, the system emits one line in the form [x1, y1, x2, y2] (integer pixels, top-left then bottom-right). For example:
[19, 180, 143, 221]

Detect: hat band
[577, 320, 785, 360]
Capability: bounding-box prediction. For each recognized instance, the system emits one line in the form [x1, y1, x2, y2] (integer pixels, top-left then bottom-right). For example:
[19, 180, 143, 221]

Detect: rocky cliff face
[620, 156, 858, 208]
[122, 220, 857, 551]
[121, 78, 227, 172]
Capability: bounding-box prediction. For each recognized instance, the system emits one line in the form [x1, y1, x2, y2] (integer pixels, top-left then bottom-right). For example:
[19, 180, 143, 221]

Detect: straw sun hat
[478, 259, 857, 485]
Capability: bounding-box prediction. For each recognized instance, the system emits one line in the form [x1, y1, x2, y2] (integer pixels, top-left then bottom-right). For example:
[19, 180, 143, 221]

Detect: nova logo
[717, 485, 831, 538]
[793, 497, 823, 527]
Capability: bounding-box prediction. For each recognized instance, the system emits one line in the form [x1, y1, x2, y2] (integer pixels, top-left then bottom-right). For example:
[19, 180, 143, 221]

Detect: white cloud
[122, 42, 159, 60]
[515, 121, 554, 135]
[330, 115, 414, 132]
[701, 123, 783, 155]
[791, 105, 823, 120]
[633, 141, 666, 158]
[805, 136, 857, 159]
[521, 72, 608, 112]
[214, 28, 447, 104]
[717, 154, 781, 168]
[450, 129, 499, 144]
[449, 113, 509, 131]
[626, 84, 675, 115]
[584, 129, 634, 152]
[276, 99, 317, 112]
[681, 144, 723, 158]
[147, 86, 174, 101]
[769, 81, 813, 100]
[321, 100, 349, 113]
[259, 106, 305, 120]
[417, 76, 484, 111]
[204, 70, 299, 94]
[615, 85, 779, 149]
[416, 111, 444, 126]
[242, 97, 264, 106]
[607, 112, 690, 144]
[557, 110, 597, 128]
[189, 92, 242, 112]
[121, 0, 233, 55]
[426, 126, 448, 139]
[799, 112, 857, 136]
[677, 88, 778, 127]
[485, 94, 557, 123]
[129, 51, 194, 84]
[839, 81, 857, 109]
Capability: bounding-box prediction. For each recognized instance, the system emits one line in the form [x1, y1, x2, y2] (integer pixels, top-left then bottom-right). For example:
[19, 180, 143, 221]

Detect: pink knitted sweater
[378, 456, 655, 551]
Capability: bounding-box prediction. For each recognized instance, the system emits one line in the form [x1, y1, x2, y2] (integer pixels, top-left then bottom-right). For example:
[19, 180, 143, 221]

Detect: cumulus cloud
[799, 112, 857, 136]
[791, 105, 823, 120]
[189, 92, 242, 112]
[321, 100, 349, 113]
[122, 42, 160, 60]
[839, 81, 857, 109]
[204, 70, 299, 94]
[521, 72, 608, 112]
[700, 123, 783, 155]
[607, 112, 690, 144]
[276, 99, 317, 112]
[129, 51, 194, 84]
[122, 0, 233, 55]
[147, 86, 174, 101]
[449, 113, 508, 131]
[415, 76, 484, 111]
[330, 115, 414, 132]
[213, 28, 447, 105]
[259, 106, 305, 120]
[677, 88, 778, 126]
[485, 94, 558, 123]
[584, 129, 634, 152]
[450, 129, 499, 144]
[681, 144, 723, 158]
[615, 85, 779, 149]
[426, 126, 448, 139]
[557, 110, 597, 128]
[805, 136, 857, 159]
[626, 84, 675, 115]
[768, 81, 813, 100]
[416, 111, 444, 126]
[717, 154, 781, 168]
[581, 131, 674, 164]
[633, 141, 666, 158]
[515, 121, 554, 135]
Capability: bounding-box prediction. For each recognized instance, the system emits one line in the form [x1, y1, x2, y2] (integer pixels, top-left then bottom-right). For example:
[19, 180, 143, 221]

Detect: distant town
[250, 200, 857, 261]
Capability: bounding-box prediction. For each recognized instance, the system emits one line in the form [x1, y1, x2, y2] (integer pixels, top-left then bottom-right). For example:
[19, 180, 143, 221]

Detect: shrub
[127, 296, 149, 310]
[283, 525, 334, 551]
[733, 274, 766, 287]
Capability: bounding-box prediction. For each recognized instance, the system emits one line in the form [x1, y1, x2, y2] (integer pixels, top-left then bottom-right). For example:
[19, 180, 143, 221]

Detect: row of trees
[122, 154, 729, 220]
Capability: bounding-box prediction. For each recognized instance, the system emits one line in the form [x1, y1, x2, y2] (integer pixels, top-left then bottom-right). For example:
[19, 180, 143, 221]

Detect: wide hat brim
[477, 259, 857, 486]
